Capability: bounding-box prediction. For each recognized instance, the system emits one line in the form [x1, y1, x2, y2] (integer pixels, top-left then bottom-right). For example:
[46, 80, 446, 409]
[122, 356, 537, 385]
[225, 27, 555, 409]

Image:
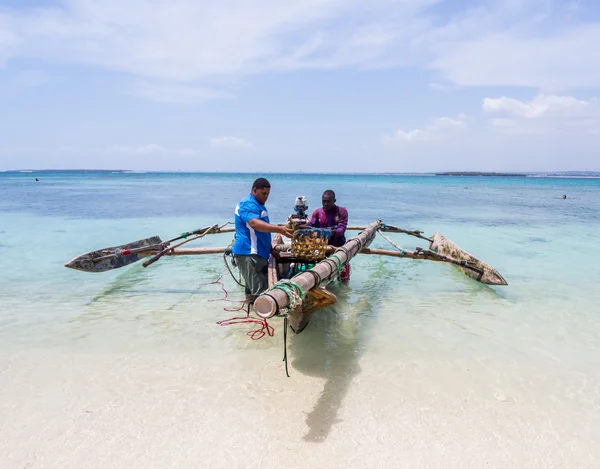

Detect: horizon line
[2, 169, 600, 175]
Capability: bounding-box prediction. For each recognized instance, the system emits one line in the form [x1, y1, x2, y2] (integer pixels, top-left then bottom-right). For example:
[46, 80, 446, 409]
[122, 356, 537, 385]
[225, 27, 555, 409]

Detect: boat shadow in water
[289, 274, 383, 442]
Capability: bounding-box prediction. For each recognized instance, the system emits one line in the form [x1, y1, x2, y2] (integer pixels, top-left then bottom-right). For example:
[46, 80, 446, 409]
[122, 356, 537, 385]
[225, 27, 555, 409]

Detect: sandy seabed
[1, 346, 598, 469]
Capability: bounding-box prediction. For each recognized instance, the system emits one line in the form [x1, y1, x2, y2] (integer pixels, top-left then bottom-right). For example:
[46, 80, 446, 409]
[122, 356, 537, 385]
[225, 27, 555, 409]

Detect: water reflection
[289, 259, 388, 442]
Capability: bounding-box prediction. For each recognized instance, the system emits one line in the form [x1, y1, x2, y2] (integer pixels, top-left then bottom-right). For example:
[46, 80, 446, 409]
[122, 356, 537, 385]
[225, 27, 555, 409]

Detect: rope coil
[264, 279, 306, 317]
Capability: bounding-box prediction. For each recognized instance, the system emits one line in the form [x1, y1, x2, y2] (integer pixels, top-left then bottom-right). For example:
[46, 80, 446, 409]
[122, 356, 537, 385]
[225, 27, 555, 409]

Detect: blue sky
[1, 0, 599, 172]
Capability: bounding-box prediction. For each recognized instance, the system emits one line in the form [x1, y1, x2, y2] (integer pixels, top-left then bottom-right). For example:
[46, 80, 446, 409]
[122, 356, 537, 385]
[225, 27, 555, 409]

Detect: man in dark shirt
[308, 190, 351, 284]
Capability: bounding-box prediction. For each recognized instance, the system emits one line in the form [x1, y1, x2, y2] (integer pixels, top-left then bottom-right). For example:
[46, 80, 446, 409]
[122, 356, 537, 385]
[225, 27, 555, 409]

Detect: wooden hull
[258, 221, 382, 333]
[268, 235, 339, 333]
[429, 232, 507, 286]
[287, 286, 337, 333]
[263, 226, 507, 334]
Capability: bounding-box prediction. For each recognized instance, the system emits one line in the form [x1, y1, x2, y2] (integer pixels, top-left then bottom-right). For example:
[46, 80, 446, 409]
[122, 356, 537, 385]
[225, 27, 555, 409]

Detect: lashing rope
[283, 316, 290, 377]
[329, 254, 344, 280]
[263, 280, 306, 317]
[377, 229, 406, 257]
[262, 279, 307, 377]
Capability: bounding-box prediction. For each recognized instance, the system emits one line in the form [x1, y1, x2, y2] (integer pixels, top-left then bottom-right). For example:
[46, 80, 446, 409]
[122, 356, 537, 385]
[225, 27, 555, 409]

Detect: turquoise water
[1, 171, 599, 467]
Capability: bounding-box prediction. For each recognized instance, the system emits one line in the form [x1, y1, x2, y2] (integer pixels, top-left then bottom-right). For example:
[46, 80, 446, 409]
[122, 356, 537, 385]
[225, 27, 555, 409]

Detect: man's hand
[278, 225, 294, 238]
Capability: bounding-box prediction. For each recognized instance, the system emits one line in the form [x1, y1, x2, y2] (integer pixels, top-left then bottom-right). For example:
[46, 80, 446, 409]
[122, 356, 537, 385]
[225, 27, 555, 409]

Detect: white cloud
[0, 1, 432, 88]
[483, 94, 600, 135]
[1, 0, 599, 101]
[483, 95, 589, 118]
[425, 1, 600, 90]
[208, 136, 255, 150]
[382, 114, 469, 145]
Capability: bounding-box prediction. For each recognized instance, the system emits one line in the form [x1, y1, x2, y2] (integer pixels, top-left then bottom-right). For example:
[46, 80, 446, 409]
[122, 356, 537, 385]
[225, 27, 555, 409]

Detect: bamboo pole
[253, 220, 382, 319]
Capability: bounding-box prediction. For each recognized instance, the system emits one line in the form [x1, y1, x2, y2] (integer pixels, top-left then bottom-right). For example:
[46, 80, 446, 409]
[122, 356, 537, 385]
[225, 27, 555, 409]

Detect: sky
[0, 0, 599, 173]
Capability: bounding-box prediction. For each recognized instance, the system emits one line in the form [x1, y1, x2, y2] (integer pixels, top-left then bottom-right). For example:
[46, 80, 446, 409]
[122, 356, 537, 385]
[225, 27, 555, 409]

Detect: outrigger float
[66, 197, 507, 335]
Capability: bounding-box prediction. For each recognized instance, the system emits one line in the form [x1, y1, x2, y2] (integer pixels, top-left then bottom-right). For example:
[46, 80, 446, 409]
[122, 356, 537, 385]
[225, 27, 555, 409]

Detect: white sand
[1, 347, 598, 469]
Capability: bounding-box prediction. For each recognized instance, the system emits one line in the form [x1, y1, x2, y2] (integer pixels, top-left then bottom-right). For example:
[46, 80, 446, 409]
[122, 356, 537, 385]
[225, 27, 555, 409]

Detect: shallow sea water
[1, 171, 599, 468]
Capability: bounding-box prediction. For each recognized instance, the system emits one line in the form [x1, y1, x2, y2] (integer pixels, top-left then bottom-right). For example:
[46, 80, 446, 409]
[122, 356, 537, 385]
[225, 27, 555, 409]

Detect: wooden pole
[346, 224, 431, 242]
[163, 247, 227, 256]
[359, 247, 423, 258]
[253, 220, 382, 318]
[143, 223, 230, 268]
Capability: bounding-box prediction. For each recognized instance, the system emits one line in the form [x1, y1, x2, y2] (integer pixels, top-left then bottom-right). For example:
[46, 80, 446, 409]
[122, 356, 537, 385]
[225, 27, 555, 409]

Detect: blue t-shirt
[232, 194, 272, 259]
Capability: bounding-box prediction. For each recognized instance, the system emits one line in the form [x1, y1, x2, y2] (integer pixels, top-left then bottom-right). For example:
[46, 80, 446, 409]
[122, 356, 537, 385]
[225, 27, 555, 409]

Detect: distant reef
[435, 172, 527, 177]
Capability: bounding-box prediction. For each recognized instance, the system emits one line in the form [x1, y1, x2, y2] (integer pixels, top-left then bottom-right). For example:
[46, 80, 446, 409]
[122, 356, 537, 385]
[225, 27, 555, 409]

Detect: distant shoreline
[435, 172, 527, 177]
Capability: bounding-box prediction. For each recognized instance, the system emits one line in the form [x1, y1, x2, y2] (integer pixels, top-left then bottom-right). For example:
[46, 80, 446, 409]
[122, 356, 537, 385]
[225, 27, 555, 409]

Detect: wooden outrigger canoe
[252, 220, 507, 333]
[65, 216, 507, 335]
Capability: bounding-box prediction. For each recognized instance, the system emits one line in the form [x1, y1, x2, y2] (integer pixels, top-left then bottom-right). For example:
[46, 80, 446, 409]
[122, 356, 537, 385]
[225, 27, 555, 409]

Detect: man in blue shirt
[233, 178, 293, 299]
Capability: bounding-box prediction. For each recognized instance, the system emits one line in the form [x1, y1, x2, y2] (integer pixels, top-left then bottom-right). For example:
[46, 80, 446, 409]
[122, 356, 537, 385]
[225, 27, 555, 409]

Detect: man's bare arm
[248, 218, 293, 238]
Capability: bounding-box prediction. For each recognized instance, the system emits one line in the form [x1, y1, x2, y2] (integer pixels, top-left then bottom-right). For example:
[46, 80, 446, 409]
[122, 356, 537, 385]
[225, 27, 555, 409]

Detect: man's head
[321, 189, 336, 212]
[251, 177, 271, 205]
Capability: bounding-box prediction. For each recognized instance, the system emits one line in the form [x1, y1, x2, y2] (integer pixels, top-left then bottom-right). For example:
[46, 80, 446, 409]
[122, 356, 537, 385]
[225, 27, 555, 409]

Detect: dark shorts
[234, 254, 268, 296]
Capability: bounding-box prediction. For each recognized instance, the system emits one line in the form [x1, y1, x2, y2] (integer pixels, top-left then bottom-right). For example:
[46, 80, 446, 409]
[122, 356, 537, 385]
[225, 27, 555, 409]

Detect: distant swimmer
[562, 194, 567, 199]
[35, 178, 39, 182]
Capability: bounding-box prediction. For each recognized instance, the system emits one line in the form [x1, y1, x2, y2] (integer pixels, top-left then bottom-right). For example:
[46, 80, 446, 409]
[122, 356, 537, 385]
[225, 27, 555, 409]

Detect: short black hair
[323, 189, 336, 199]
[252, 178, 271, 190]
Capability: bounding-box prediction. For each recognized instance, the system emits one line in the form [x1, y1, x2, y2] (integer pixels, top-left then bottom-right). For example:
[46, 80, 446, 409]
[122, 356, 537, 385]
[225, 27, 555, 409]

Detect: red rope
[201, 275, 274, 340]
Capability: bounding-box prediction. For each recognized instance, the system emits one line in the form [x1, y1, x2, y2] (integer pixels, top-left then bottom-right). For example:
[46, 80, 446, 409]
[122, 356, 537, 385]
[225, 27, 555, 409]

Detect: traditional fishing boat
[65, 197, 507, 336]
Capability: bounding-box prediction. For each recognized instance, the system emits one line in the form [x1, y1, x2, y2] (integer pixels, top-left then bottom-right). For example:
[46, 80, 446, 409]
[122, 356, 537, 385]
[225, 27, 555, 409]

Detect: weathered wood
[65, 244, 231, 272]
[359, 248, 482, 275]
[143, 223, 225, 268]
[274, 245, 484, 278]
[164, 247, 227, 256]
[289, 287, 337, 333]
[360, 247, 421, 258]
[429, 233, 507, 286]
[268, 235, 283, 289]
[254, 220, 382, 319]
[65, 225, 237, 273]
[347, 225, 431, 242]
[65, 236, 163, 272]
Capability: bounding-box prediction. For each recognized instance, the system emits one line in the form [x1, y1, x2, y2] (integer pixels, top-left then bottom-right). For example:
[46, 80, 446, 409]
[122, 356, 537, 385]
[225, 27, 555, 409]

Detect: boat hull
[269, 235, 339, 334]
